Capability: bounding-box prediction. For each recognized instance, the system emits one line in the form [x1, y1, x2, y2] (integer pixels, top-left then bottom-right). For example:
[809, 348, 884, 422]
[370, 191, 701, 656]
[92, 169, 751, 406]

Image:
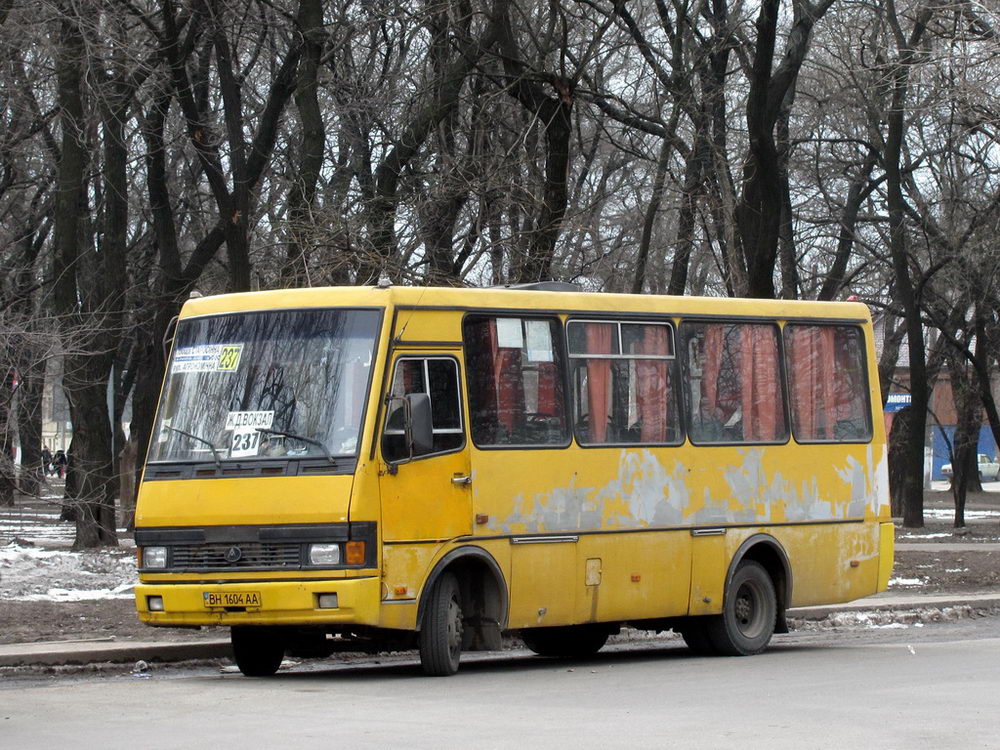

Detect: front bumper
[135, 575, 383, 628]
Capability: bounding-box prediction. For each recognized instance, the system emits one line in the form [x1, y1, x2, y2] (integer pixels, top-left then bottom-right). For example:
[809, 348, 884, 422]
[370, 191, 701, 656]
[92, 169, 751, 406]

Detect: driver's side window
[382, 357, 464, 462]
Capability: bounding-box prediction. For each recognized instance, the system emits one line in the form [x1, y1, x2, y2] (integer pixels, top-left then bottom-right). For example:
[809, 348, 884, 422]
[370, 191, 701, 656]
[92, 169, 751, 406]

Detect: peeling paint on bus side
[483, 445, 887, 535]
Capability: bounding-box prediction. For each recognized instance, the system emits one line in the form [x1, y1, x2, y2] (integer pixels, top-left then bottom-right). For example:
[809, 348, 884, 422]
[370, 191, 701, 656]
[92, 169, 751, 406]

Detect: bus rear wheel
[419, 572, 464, 676]
[521, 625, 610, 658]
[231, 626, 285, 677]
[706, 560, 777, 656]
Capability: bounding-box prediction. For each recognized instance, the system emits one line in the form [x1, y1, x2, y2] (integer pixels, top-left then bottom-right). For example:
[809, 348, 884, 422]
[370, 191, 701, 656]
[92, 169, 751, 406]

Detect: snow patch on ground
[898, 532, 952, 539]
[889, 577, 926, 586]
[924, 508, 1000, 520]
[793, 605, 978, 630]
[0, 543, 136, 602]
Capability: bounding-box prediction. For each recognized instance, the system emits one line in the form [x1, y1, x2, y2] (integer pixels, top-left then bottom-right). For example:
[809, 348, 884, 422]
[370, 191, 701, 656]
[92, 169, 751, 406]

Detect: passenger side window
[567, 320, 681, 445]
[681, 321, 787, 444]
[784, 325, 872, 442]
[382, 357, 463, 462]
[463, 316, 569, 447]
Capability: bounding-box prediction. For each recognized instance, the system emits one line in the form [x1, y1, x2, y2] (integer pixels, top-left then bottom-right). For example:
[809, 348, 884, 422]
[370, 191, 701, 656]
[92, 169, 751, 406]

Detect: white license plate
[203, 591, 261, 608]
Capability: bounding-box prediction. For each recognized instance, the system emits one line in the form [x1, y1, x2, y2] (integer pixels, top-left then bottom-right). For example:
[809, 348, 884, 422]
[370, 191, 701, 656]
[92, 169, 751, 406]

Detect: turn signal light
[345, 541, 366, 565]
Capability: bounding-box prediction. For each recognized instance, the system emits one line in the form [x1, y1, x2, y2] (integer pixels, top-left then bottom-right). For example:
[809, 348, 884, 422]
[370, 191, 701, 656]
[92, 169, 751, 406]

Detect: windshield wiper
[164, 426, 223, 468]
[256, 428, 336, 464]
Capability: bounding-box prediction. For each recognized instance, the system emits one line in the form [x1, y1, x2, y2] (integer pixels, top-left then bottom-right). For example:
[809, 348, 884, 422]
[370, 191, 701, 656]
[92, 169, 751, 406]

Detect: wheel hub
[734, 581, 761, 633]
[447, 597, 463, 657]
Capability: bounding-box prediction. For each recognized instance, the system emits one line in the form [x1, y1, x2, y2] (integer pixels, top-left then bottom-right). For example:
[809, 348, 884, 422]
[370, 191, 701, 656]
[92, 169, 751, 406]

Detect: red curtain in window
[471, 322, 499, 422]
[637, 326, 669, 442]
[702, 325, 724, 418]
[740, 325, 781, 441]
[402, 360, 421, 394]
[790, 326, 836, 439]
[489, 321, 524, 435]
[832, 331, 860, 425]
[536, 361, 557, 416]
[586, 323, 613, 442]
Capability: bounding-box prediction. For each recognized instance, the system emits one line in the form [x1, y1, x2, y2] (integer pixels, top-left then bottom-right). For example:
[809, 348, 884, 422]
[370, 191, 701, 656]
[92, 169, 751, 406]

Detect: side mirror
[406, 393, 434, 455]
[382, 393, 434, 467]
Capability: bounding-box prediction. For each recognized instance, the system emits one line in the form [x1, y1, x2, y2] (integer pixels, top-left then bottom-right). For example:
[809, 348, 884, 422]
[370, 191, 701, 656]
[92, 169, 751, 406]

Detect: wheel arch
[417, 545, 509, 649]
[725, 533, 792, 633]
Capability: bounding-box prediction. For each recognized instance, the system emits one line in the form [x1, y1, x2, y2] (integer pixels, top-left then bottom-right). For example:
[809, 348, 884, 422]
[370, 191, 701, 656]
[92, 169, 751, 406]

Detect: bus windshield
[149, 308, 381, 463]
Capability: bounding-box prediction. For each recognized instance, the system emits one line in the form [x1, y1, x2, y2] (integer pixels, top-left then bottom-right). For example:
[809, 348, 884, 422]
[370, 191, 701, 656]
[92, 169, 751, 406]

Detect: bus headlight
[308, 544, 341, 566]
[143, 546, 168, 569]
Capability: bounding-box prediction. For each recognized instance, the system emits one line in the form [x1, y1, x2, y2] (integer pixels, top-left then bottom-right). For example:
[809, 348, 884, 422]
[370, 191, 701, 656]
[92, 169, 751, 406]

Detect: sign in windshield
[149, 308, 381, 464]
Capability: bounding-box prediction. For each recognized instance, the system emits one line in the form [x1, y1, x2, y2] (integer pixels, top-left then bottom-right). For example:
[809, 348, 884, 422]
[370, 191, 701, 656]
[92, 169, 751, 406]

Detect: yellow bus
[134, 284, 893, 676]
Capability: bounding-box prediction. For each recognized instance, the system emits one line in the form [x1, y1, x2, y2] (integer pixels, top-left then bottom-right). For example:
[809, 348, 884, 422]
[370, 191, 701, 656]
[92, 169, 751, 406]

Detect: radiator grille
[169, 542, 302, 570]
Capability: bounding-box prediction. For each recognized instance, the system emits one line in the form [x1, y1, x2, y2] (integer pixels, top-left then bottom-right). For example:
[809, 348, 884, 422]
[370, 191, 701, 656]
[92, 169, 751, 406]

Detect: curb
[0, 639, 231, 667]
[788, 594, 1000, 620]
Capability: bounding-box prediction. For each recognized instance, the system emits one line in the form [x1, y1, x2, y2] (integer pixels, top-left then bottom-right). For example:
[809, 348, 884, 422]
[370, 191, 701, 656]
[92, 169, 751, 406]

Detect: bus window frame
[565, 316, 684, 448]
[381, 355, 466, 464]
[783, 322, 874, 445]
[461, 312, 573, 451]
[679, 317, 792, 447]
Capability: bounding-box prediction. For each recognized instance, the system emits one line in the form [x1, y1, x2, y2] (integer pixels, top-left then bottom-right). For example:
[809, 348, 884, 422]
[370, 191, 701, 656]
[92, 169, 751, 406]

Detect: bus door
[379, 354, 472, 542]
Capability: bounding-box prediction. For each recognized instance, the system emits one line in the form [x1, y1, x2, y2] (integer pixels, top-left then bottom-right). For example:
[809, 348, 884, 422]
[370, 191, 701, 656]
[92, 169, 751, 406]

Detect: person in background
[41, 445, 52, 476]
[53, 449, 67, 479]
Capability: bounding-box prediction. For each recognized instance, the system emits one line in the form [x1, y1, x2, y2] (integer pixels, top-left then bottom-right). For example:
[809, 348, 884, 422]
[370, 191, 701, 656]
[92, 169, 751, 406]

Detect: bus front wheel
[419, 572, 464, 676]
[231, 626, 285, 677]
[706, 560, 777, 656]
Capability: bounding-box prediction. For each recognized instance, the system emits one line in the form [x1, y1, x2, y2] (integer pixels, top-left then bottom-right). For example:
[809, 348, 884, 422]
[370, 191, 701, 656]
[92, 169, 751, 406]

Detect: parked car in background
[941, 453, 1000, 481]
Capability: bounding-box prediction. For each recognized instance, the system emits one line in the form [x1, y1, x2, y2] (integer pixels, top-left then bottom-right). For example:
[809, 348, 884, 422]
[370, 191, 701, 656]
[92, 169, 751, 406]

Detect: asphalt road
[3, 619, 998, 749]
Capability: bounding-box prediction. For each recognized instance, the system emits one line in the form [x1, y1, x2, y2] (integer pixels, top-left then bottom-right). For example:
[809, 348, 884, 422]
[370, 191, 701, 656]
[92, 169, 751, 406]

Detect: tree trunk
[948, 355, 981, 527]
[516, 96, 572, 284]
[883, 1, 937, 528]
[63, 368, 117, 548]
[633, 137, 673, 294]
[358, 3, 503, 283]
[0, 369, 13, 506]
[735, 0, 832, 299]
[887, 405, 915, 518]
[282, 0, 325, 286]
[818, 154, 878, 301]
[15, 363, 44, 497]
[52, 2, 120, 547]
[776, 105, 798, 300]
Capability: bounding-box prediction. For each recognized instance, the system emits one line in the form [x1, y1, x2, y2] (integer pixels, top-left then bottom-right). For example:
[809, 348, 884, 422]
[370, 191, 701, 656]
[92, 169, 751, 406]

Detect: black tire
[419, 572, 464, 676]
[231, 626, 285, 677]
[679, 621, 717, 656]
[706, 560, 777, 656]
[521, 625, 609, 658]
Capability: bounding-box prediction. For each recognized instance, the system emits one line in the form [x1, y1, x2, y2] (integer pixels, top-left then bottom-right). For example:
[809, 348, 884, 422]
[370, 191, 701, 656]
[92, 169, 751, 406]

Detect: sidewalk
[3, 589, 999, 668]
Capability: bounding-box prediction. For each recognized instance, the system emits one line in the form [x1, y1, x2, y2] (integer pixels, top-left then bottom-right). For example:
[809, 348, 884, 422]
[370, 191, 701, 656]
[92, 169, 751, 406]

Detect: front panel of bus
[134, 305, 387, 628]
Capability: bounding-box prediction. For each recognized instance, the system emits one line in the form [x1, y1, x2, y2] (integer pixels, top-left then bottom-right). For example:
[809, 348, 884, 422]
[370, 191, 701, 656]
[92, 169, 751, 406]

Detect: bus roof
[179, 285, 872, 323]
